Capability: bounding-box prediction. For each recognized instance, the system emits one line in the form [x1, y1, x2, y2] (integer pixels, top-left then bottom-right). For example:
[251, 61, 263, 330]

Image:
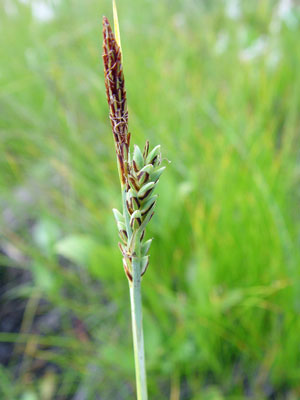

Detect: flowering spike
[102, 12, 166, 398]
[102, 16, 129, 184]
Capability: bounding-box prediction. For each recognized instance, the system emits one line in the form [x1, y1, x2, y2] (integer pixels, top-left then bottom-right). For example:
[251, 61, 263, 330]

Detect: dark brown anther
[140, 230, 145, 241]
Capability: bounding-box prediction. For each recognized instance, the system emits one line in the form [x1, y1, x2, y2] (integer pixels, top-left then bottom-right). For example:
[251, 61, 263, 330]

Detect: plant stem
[122, 186, 148, 399]
[129, 256, 148, 400]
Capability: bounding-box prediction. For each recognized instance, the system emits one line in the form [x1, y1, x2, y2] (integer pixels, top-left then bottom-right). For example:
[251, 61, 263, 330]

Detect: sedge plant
[102, 4, 165, 399]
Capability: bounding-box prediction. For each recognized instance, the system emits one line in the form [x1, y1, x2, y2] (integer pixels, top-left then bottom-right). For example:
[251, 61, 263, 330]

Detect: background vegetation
[1, 0, 300, 398]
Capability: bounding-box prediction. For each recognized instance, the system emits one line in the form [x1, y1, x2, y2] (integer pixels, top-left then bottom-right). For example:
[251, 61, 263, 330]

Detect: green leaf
[20, 391, 38, 400]
[33, 219, 60, 255]
[31, 263, 60, 293]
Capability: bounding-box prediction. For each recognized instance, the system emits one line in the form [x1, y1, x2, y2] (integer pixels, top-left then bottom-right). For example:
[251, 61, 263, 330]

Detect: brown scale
[129, 176, 140, 191]
[132, 160, 139, 173]
[141, 200, 156, 216]
[137, 171, 150, 184]
[139, 188, 154, 201]
[123, 259, 132, 281]
[126, 200, 134, 215]
[143, 140, 150, 159]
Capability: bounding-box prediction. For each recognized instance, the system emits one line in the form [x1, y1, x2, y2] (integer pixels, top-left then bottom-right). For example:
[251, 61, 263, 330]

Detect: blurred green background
[1, 0, 300, 399]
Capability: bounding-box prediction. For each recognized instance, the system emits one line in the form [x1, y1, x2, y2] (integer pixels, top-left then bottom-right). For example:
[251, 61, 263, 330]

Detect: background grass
[1, 0, 300, 399]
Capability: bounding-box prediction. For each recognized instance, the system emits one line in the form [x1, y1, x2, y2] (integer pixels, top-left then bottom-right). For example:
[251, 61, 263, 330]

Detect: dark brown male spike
[102, 16, 130, 184]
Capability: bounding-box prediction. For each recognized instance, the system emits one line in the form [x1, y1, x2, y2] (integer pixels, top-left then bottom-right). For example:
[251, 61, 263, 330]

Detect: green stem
[121, 183, 147, 398]
[129, 256, 148, 400]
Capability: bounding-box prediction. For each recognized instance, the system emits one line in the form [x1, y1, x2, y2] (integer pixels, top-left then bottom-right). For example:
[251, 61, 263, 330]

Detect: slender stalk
[124, 187, 147, 398]
[130, 257, 148, 400]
